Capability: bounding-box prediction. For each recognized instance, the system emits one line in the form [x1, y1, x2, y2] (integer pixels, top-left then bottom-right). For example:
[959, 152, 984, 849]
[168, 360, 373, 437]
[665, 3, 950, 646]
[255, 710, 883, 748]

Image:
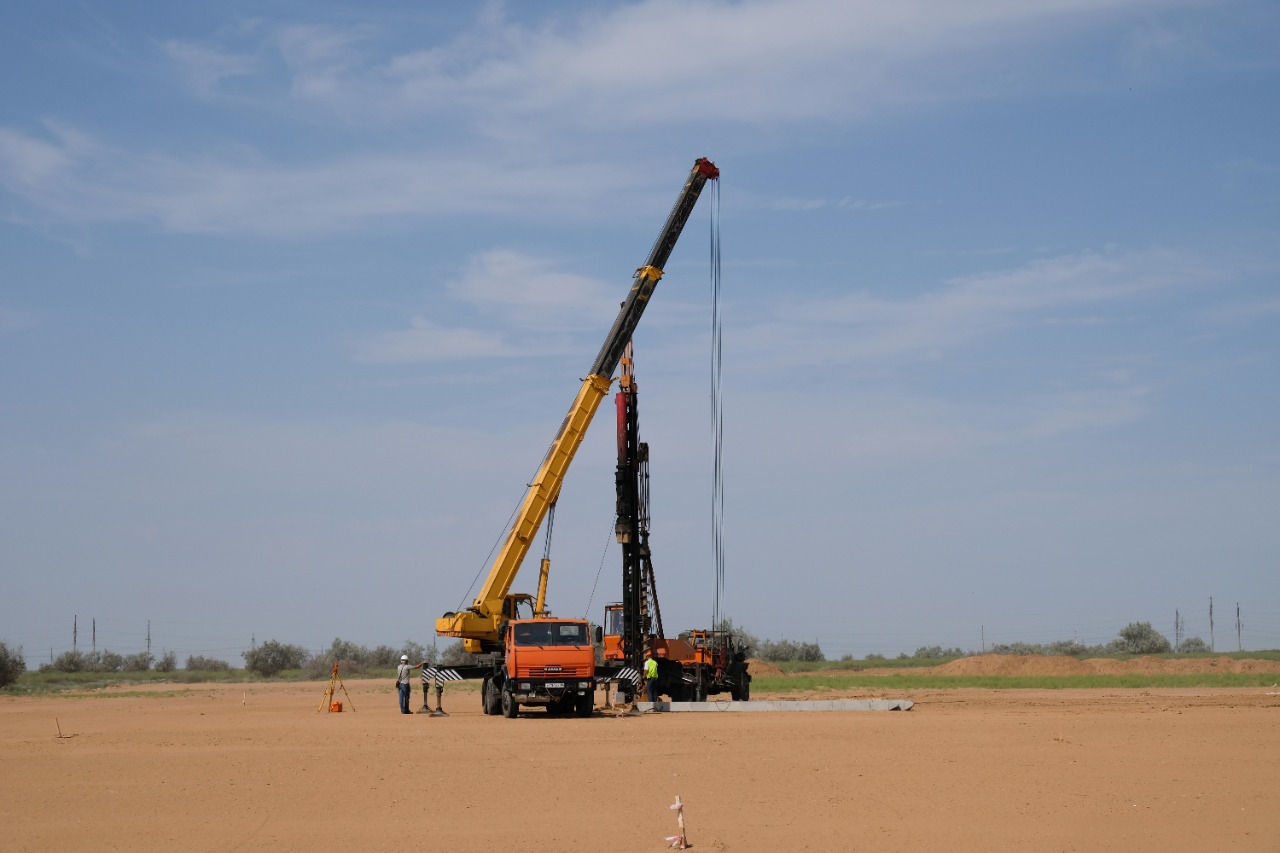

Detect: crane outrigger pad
[634, 699, 913, 713]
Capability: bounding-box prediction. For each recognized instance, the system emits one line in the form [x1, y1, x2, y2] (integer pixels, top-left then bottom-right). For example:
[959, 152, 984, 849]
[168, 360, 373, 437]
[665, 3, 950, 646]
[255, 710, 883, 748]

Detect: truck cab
[483, 618, 596, 718]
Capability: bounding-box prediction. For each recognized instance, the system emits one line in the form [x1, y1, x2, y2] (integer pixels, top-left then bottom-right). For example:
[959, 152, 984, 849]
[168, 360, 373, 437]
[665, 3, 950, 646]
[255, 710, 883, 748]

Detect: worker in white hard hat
[396, 655, 413, 714]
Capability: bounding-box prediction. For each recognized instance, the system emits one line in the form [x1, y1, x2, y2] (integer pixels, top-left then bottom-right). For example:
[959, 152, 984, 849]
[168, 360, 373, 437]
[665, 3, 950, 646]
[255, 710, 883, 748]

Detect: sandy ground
[3, 658, 1279, 852]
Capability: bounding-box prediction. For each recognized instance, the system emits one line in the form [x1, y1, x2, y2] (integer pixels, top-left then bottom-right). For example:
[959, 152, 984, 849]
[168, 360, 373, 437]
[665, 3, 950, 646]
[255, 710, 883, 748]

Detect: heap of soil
[745, 658, 785, 676]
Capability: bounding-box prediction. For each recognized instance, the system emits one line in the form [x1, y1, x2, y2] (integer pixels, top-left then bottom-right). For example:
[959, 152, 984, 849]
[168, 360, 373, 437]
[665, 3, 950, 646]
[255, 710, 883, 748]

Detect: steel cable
[709, 177, 725, 631]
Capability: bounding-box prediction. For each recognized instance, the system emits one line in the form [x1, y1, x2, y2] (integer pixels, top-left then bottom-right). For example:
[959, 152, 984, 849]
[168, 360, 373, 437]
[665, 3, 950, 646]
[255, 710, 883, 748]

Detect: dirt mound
[746, 658, 785, 676]
[936, 654, 1091, 676]
[1080, 655, 1280, 675]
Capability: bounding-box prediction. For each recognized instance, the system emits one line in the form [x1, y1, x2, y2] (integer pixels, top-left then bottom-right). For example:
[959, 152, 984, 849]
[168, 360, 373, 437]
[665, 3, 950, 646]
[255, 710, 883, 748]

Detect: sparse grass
[57, 689, 195, 700]
[0, 666, 482, 697]
[774, 650, 1280, 675]
[4, 667, 345, 695]
[6, 652, 1276, 696]
[754, 672, 1280, 692]
[768, 655, 962, 671]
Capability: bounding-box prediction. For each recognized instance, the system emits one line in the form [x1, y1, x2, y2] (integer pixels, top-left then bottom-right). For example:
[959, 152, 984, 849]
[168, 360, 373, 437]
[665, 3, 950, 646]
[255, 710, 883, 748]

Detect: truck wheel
[501, 687, 519, 718]
[574, 691, 594, 717]
[482, 679, 501, 715]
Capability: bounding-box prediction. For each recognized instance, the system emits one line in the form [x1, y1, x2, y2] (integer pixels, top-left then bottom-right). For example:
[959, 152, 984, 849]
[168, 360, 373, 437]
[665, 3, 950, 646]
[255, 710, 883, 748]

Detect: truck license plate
[545, 682, 565, 689]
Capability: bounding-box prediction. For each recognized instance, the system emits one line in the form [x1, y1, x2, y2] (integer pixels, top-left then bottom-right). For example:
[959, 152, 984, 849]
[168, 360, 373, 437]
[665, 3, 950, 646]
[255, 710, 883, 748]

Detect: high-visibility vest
[644, 657, 658, 679]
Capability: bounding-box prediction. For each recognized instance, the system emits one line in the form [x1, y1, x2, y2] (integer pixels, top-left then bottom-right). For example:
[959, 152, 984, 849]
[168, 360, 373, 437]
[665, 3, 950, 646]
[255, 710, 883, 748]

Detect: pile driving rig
[600, 343, 751, 702]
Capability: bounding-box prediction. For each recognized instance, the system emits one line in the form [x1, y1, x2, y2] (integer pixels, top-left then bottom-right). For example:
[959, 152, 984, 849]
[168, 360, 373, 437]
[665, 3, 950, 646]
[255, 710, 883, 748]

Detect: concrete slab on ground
[635, 699, 913, 712]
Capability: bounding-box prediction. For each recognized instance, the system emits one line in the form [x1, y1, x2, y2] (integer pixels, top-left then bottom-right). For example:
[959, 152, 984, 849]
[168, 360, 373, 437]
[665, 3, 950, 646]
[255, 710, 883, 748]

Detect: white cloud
[260, 0, 1194, 128]
[0, 124, 635, 235]
[353, 249, 623, 364]
[449, 250, 615, 325]
[353, 316, 514, 363]
[0, 126, 75, 187]
[736, 248, 1214, 370]
[163, 40, 259, 96]
[0, 0, 1229, 236]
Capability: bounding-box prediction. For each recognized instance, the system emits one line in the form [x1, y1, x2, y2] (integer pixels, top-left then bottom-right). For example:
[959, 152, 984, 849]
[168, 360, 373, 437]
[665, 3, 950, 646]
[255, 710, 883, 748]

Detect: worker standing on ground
[644, 649, 660, 704]
[396, 655, 413, 714]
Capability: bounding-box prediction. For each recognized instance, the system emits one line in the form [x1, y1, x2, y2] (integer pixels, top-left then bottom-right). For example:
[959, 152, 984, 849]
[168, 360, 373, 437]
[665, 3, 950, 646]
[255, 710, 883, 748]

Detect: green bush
[757, 639, 824, 662]
[94, 650, 125, 672]
[1111, 622, 1172, 655]
[40, 650, 86, 673]
[304, 638, 437, 678]
[40, 649, 131, 673]
[185, 655, 232, 672]
[122, 651, 154, 671]
[242, 640, 308, 677]
[304, 656, 368, 679]
[0, 641, 25, 688]
[439, 641, 478, 667]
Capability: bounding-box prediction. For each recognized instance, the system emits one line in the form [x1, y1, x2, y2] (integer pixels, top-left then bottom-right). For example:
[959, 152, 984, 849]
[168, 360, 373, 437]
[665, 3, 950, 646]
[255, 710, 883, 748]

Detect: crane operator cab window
[604, 606, 625, 637]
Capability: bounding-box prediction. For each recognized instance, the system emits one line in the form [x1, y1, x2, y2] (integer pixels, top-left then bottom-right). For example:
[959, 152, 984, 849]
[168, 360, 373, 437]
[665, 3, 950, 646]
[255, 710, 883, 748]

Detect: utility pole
[1236, 603, 1242, 652]
[73, 615, 77, 653]
[146, 620, 151, 655]
[1209, 597, 1215, 652]
[92, 617, 96, 654]
[1174, 609, 1182, 650]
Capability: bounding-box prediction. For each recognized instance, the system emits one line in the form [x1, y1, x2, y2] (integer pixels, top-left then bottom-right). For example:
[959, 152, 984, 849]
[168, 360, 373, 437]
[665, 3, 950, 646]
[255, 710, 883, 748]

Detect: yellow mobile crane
[433, 158, 719, 716]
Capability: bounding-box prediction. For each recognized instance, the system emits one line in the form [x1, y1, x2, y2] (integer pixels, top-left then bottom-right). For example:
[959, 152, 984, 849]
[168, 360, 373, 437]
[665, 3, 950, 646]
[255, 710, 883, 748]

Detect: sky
[2, 0, 1278, 667]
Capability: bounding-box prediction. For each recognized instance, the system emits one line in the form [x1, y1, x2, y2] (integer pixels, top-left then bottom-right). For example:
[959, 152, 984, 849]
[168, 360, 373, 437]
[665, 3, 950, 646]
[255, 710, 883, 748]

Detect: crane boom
[437, 158, 719, 652]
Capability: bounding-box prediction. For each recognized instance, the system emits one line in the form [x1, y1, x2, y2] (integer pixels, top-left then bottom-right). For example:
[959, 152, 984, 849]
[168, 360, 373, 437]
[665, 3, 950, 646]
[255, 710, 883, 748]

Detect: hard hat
[400, 655, 409, 661]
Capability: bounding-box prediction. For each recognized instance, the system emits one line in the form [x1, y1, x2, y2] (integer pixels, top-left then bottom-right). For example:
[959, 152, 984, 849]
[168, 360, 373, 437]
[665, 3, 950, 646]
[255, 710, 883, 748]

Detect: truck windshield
[512, 622, 588, 647]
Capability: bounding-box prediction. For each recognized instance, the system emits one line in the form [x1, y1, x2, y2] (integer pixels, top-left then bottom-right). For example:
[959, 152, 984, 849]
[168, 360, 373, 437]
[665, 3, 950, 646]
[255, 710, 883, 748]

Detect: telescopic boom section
[436, 158, 719, 652]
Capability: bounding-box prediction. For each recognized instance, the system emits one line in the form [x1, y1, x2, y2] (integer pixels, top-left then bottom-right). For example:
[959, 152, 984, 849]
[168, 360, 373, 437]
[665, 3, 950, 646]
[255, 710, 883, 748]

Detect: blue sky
[2, 0, 1278, 666]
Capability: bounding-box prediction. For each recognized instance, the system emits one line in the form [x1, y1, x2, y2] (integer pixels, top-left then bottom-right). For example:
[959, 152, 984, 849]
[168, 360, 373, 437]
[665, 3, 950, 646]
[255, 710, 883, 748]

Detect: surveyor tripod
[317, 662, 355, 713]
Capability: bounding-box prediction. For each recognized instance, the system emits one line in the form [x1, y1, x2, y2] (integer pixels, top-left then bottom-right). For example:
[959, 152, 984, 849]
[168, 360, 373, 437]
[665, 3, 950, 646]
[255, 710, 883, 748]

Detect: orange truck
[479, 618, 596, 717]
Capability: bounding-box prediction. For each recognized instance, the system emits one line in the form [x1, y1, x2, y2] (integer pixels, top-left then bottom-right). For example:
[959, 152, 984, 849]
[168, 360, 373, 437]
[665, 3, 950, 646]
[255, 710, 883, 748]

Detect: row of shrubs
[0, 621, 1208, 687]
[0, 641, 244, 686]
[892, 622, 1207, 660]
[0, 635, 462, 685]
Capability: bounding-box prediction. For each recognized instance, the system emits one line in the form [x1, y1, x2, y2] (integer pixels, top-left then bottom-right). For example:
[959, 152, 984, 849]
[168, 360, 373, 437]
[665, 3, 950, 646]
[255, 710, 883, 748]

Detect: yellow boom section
[435, 372, 613, 648]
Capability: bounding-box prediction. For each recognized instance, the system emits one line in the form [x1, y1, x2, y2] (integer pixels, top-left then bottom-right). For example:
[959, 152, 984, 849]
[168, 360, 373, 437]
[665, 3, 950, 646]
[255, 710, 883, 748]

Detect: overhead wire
[582, 520, 617, 621]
